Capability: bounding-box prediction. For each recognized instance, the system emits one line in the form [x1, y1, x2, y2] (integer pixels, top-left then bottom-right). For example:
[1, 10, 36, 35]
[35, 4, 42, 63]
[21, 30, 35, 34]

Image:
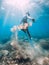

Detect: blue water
[0, 0, 49, 42]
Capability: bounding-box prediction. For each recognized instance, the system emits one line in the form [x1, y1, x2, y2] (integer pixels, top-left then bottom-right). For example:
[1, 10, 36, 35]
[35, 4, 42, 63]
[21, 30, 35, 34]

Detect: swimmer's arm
[27, 15, 35, 22]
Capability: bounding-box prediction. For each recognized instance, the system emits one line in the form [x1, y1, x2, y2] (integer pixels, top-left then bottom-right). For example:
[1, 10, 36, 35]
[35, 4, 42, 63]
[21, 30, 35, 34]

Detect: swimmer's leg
[26, 28, 31, 40]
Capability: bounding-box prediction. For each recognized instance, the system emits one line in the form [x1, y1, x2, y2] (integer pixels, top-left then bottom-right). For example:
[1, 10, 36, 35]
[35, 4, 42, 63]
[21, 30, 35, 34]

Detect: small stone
[1, 50, 9, 56]
[15, 64, 18, 65]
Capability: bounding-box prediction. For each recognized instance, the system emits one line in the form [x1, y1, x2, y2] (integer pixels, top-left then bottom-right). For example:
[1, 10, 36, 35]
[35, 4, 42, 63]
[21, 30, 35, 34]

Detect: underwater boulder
[0, 50, 9, 56]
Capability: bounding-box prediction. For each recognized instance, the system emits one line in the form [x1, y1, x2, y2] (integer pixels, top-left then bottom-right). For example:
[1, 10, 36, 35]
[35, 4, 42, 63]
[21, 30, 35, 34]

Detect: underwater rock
[0, 50, 9, 56]
[10, 40, 19, 49]
[43, 57, 49, 65]
[36, 57, 44, 65]
[0, 39, 49, 65]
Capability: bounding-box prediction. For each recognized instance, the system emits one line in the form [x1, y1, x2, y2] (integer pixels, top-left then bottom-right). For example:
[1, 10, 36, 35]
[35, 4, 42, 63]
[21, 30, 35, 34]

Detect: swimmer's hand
[32, 19, 35, 22]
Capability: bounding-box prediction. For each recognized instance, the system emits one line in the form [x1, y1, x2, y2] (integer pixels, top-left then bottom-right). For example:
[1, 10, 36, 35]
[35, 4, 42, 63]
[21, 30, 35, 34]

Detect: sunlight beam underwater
[1, 0, 44, 26]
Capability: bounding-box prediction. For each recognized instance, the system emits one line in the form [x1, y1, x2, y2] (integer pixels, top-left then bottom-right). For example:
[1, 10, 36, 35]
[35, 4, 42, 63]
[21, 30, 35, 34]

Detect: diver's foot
[29, 37, 33, 40]
[31, 37, 33, 40]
